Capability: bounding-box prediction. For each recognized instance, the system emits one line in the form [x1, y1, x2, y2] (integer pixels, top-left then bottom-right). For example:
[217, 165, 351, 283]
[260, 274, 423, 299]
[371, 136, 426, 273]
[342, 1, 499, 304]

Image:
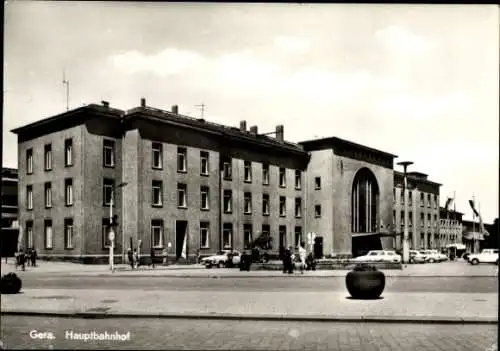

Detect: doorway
[176, 221, 188, 260]
[314, 236, 324, 259]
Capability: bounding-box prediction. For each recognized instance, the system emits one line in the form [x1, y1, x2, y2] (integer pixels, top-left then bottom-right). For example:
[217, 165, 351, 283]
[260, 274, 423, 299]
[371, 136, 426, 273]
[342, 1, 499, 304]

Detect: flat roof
[394, 170, 442, 186]
[298, 136, 398, 158]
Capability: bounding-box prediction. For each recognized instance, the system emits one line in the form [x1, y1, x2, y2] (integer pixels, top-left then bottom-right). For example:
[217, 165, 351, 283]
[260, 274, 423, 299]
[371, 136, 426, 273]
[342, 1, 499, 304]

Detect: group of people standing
[13, 248, 37, 271]
[127, 248, 171, 269]
[281, 242, 308, 274]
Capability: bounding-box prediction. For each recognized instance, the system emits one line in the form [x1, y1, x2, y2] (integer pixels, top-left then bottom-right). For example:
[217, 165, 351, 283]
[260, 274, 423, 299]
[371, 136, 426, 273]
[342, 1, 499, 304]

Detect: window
[427, 194, 431, 208]
[351, 168, 379, 233]
[393, 189, 396, 203]
[295, 198, 302, 218]
[294, 226, 302, 247]
[315, 177, 321, 190]
[177, 147, 187, 172]
[177, 183, 187, 208]
[26, 221, 33, 249]
[65, 218, 74, 249]
[243, 224, 252, 249]
[152, 142, 163, 169]
[223, 190, 232, 213]
[244, 161, 252, 182]
[103, 178, 114, 206]
[26, 185, 33, 210]
[223, 158, 232, 180]
[420, 213, 424, 227]
[223, 223, 233, 249]
[262, 164, 270, 185]
[102, 218, 111, 248]
[279, 226, 287, 248]
[279, 168, 286, 187]
[200, 186, 210, 210]
[262, 194, 270, 215]
[295, 170, 302, 189]
[244, 192, 252, 214]
[427, 213, 431, 227]
[400, 211, 404, 225]
[400, 190, 404, 204]
[434, 195, 438, 209]
[408, 192, 413, 206]
[200, 222, 210, 248]
[409, 211, 413, 226]
[44, 220, 53, 249]
[44, 144, 52, 171]
[64, 139, 73, 166]
[261, 225, 271, 249]
[152, 180, 163, 207]
[42, 182, 52, 208]
[151, 219, 163, 248]
[315, 205, 322, 218]
[393, 210, 396, 226]
[279, 196, 286, 217]
[26, 149, 33, 174]
[65, 178, 73, 206]
[103, 139, 115, 167]
[420, 193, 424, 207]
[200, 151, 209, 175]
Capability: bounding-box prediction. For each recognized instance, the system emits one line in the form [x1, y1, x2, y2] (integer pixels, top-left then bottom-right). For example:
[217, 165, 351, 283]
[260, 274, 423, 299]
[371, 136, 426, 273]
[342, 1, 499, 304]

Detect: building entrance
[176, 221, 188, 260]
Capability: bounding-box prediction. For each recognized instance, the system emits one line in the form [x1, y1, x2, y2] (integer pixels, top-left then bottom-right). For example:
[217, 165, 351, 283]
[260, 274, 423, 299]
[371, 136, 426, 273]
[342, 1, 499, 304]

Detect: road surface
[18, 275, 498, 293]
[1, 316, 496, 350]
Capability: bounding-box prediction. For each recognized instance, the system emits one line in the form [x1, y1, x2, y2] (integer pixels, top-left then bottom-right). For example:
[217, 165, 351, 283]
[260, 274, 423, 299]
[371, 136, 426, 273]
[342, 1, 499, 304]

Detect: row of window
[24, 219, 74, 250]
[393, 211, 439, 226]
[26, 179, 74, 210]
[393, 190, 439, 209]
[149, 219, 303, 250]
[25, 139, 74, 174]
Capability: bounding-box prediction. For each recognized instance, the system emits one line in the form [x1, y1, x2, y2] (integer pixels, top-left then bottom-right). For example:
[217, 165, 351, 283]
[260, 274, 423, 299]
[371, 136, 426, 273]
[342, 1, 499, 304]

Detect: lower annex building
[12, 99, 439, 262]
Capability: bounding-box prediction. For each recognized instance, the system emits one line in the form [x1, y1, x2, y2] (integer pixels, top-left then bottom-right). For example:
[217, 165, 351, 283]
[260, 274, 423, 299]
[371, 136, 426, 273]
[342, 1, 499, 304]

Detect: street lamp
[109, 182, 128, 272]
[397, 161, 413, 264]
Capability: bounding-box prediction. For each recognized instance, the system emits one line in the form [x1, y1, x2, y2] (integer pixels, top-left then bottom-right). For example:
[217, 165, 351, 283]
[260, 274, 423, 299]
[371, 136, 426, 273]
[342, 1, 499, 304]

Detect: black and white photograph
[1, 2, 498, 350]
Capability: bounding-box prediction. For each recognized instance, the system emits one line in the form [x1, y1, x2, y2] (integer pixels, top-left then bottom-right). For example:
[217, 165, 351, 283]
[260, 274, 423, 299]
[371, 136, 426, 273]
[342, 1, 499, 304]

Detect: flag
[181, 234, 187, 259]
[469, 200, 480, 218]
[445, 198, 453, 211]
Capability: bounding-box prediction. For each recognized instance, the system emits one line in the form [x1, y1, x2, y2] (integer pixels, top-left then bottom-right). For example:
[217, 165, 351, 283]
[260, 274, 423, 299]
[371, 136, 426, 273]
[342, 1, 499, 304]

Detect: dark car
[462, 252, 471, 261]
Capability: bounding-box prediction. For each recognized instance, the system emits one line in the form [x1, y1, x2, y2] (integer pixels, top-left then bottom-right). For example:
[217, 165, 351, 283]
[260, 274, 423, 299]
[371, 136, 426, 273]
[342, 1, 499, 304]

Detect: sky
[3, 2, 499, 222]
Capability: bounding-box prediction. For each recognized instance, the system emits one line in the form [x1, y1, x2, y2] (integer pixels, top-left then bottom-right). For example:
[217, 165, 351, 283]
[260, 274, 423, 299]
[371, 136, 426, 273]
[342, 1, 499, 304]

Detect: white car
[353, 250, 401, 263]
[201, 250, 241, 268]
[468, 249, 499, 265]
[409, 250, 427, 264]
[419, 250, 447, 263]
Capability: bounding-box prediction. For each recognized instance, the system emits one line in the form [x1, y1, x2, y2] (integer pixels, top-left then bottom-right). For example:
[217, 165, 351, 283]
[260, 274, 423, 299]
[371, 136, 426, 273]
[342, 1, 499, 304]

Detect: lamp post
[397, 161, 413, 264]
[109, 182, 128, 272]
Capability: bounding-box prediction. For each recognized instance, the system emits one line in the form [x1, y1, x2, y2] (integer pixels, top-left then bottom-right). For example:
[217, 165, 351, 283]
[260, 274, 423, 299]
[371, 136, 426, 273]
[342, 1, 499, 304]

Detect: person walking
[162, 248, 168, 266]
[298, 242, 307, 274]
[19, 250, 26, 271]
[31, 249, 37, 267]
[281, 246, 288, 274]
[150, 247, 156, 269]
[127, 248, 134, 269]
[133, 249, 139, 269]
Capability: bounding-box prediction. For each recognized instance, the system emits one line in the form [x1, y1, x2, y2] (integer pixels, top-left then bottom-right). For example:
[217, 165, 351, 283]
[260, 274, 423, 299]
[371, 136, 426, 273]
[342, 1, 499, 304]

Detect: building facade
[438, 207, 463, 249]
[393, 171, 441, 250]
[1, 168, 19, 257]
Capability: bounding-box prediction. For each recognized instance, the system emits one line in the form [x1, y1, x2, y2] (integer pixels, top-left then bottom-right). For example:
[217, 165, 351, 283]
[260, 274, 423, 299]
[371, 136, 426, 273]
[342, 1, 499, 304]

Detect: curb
[1, 310, 496, 325]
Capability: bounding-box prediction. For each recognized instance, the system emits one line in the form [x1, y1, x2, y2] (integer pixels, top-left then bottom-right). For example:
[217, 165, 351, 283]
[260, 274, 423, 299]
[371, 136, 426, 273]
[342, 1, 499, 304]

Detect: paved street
[1, 316, 497, 350]
[17, 275, 499, 293]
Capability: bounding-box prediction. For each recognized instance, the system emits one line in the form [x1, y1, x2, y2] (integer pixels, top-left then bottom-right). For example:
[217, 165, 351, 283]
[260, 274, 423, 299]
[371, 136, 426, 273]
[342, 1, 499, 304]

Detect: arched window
[351, 168, 379, 233]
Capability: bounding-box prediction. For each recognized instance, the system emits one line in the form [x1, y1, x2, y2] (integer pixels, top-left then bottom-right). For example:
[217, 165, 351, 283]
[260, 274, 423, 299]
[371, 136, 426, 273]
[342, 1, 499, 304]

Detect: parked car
[419, 250, 447, 263]
[409, 250, 426, 264]
[201, 250, 241, 268]
[353, 250, 401, 263]
[462, 252, 471, 261]
[468, 249, 499, 265]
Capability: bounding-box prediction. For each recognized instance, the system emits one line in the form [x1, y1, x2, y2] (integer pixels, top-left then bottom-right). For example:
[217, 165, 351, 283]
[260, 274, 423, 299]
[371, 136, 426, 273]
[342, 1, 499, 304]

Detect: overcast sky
[4, 3, 499, 222]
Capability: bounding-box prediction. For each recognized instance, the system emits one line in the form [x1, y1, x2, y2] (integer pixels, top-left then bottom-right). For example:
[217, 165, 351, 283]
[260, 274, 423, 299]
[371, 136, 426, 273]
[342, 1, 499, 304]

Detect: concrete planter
[1, 273, 22, 294]
[345, 266, 385, 300]
[249, 261, 402, 271]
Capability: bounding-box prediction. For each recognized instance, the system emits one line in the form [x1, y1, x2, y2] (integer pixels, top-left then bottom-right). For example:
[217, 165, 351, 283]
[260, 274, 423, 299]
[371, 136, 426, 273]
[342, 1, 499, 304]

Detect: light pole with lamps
[397, 161, 413, 264]
[109, 182, 128, 272]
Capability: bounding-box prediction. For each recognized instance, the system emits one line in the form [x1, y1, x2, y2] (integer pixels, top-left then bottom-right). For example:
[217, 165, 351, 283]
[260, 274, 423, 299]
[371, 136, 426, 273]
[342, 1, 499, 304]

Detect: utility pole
[195, 103, 206, 119]
[62, 70, 70, 111]
[397, 160, 414, 264]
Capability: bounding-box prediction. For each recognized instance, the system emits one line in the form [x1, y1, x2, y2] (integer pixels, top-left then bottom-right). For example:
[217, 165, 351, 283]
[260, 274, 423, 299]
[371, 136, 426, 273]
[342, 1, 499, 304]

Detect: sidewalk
[1, 288, 497, 324]
[1, 260, 498, 278]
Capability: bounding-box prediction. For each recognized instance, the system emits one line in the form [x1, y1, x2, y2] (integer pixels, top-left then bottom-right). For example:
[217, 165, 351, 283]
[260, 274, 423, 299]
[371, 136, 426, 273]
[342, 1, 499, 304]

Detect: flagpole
[453, 191, 456, 244]
[472, 194, 476, 254]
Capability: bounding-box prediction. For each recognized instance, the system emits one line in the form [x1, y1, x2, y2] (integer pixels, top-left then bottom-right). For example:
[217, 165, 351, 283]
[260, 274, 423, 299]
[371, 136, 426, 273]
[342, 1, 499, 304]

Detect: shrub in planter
[345, 264, 385, 300]
[1, 273, 22, 294]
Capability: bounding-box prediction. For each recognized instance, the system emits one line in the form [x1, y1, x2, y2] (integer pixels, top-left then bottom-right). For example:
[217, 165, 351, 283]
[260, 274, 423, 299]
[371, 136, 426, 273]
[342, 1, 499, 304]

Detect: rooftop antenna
[62, 69, 70, 111]
[195, 102, 206, 119]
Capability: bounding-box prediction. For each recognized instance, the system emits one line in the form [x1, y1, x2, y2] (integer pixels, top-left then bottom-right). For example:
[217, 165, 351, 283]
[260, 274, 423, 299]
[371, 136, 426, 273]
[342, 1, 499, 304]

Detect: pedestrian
[19, 250, 26, 271]
[196, 249, 201, 264]
[31, 249, 37, 267]
[287, 246, 294, 274]
[127, 248, 134, 269]
[133, 249, 139, 269]
[150, 247, 155, 269]
[162, 248, 168, 266]
[298, 242, 307, 274]
[25, 249, 31, 267]
[281, 246, 288, 274]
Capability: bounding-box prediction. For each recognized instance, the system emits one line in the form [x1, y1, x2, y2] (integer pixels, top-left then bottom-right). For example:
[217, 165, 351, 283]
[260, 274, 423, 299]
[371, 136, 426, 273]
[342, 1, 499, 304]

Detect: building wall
[1, 169, 19, 256]
[17, 125, 86, 256]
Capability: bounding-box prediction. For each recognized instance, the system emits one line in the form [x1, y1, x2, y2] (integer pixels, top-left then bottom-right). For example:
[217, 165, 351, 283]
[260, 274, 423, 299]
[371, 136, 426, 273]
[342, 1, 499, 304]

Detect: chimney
[101, 101, 109, 108]
[240, 120, 247, 132]
[275, 125, 284, 142]
[172, 105, 179, 114]
[140, 98, 146, 107]
[249, 126, 258, 134]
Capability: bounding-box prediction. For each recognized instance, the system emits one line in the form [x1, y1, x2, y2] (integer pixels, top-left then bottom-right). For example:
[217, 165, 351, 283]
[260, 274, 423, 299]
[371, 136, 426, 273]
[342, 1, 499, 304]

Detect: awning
[463, 232, 487, 241]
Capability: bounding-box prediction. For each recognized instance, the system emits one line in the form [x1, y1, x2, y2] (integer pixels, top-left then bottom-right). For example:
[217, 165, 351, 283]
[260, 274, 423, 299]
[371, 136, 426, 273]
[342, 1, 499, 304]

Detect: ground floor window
[200, 222, 209, 249]
[243, 224, 252, 249]
[26, 221, 33, 249]
[223, 223, 233, 249]
[102, 218, 111, 249]
[351, 168, 379, 233]
[44, 220, 53, 249]
[294, 226, 302, 247]
[151, 219, 163, 248]
[64, 218, 74, 249]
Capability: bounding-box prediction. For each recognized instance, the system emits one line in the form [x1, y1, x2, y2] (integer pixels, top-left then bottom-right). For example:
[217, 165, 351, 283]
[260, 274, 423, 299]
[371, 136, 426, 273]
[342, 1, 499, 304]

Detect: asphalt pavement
[17, 275, 499, 293]
[1, 316, 497, 350]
